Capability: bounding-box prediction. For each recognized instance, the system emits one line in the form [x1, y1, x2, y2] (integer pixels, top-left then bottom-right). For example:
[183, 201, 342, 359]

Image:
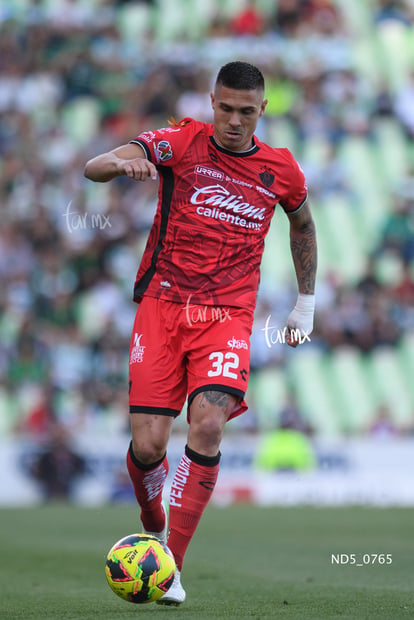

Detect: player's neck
[212, 136, 256, 153]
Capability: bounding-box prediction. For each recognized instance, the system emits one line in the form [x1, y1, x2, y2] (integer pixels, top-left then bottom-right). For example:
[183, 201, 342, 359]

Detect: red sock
[126, 441, 169, 533]
[167, 445, 220, 571]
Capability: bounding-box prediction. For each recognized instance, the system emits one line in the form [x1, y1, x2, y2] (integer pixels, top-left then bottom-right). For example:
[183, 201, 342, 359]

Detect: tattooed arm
[286, 200, 317, 295]
[284, 200, 317, 347]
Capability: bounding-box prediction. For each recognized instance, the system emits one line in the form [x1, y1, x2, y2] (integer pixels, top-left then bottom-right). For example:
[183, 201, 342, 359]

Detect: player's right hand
[118, 158, 158, 181]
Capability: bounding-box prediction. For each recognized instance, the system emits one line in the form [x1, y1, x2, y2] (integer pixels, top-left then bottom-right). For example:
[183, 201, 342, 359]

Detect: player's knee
[188, 403, 228, 450]
[129, 412, 172, 464]
[191, 415, 223, 445]
[131, 437, 165, 465]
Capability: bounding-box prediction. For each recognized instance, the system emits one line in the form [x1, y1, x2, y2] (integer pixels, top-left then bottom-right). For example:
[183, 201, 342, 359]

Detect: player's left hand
[286, 293, 315, 348]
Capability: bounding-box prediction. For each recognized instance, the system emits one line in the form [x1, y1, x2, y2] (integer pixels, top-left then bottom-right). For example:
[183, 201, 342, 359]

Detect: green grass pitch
[1, 504, 412, 619]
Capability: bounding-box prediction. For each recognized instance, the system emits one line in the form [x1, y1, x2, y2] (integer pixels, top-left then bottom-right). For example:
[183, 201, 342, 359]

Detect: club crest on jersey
[259, 166, 275, 188]
[155, 140, 173, 163]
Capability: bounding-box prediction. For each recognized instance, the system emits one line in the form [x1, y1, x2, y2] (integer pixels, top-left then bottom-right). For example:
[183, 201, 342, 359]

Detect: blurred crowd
[1, 0, 414, 438]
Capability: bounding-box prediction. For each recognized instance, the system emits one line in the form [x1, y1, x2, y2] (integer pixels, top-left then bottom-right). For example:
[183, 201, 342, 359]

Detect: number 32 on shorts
[208, 352, 239, 379]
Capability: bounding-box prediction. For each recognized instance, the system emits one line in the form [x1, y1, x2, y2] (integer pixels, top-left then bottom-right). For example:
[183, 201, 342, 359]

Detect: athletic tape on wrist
[295, 293, 315, 313]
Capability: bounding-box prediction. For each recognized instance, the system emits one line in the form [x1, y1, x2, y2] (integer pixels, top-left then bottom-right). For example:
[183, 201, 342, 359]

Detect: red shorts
[128, 296, 252, 420]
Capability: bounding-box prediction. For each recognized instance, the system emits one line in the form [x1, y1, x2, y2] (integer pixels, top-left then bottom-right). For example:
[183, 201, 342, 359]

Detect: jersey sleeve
[278, 149, 308, 213]
[129, 118, 197, 167]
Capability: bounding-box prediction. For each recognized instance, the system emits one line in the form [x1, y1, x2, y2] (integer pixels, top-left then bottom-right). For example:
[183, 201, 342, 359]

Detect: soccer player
[84, 61, 317, 605]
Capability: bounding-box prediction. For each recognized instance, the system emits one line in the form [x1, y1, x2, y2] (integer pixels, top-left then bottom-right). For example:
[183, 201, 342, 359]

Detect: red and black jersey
[130, 118, 307, 314]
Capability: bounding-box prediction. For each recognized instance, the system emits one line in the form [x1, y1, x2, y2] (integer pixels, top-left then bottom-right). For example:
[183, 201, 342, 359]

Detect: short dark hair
[215, 61, 265, 92]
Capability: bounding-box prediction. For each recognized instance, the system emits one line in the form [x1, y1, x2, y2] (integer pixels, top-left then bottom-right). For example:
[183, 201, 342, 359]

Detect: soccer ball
[105, 533, 176, 604]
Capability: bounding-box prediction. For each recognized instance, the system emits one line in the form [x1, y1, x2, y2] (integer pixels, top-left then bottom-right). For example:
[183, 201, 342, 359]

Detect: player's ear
[259, 98, 268, 117]
[210, 92, 215, 109]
